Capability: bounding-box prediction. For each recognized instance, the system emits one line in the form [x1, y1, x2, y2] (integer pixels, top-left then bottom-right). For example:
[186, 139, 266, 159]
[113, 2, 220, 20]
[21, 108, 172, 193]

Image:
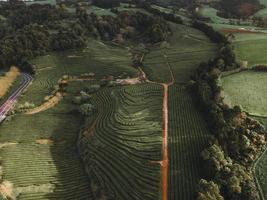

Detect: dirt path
[139, 51, 174, 200]
[26, 92, 63, 115]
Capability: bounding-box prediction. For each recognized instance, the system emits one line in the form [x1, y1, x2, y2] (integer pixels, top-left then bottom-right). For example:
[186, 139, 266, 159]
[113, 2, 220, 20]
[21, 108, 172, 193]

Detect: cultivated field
[222, 71, 267, 116]
[144, 23, 217, 83]
[0, 81, 97, 199]
[79, 84, 163, 200]
[168, 85, 211, 200]
[21, 39, 137, 105]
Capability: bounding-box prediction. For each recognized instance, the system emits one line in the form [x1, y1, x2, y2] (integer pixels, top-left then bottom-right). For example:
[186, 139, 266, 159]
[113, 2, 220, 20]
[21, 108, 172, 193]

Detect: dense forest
[218, 0, 262, 18]
[0, 1, 171, 73]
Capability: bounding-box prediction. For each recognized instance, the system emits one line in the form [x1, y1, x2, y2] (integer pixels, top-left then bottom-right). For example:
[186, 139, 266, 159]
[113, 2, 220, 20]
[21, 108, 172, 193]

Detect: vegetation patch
[0, 67, 20, 99]
[79, 84, 163, 200]
[222, 71, 267, 116]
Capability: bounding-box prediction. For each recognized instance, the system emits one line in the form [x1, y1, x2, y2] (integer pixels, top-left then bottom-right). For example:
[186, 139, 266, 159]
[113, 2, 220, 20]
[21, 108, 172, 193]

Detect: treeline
[217, 0, 263, 18]
[0, 2, 172, 72]
[77, 7, 172, 43]
[193, 21, 237, 71]
[192, 23, 266, 200]
[133, 0, 183, 24]
[92, 0, 120, 8]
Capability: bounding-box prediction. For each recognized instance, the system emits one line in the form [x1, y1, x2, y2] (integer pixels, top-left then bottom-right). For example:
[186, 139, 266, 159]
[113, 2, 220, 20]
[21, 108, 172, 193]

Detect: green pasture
[25, 0, 57, 6]
[199, 6, 229, 24]
[222, 71, 267, 117]
[234, 36, 267, 66]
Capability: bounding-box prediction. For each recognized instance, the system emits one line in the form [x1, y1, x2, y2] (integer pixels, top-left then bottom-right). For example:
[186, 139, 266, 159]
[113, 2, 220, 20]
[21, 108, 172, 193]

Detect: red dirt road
[161, 83, 169, 200]
[140, 52, 174, 200]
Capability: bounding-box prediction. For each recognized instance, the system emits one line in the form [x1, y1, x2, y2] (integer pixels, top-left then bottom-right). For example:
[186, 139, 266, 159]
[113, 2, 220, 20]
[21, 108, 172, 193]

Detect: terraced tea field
[79, 84, 163, 200]
[22, 39, 137, 105]
[144, 23, 217, 83]
[0, 11, 220, 200]
[0, 81, 96, 200]
[168, 85, 211, 200]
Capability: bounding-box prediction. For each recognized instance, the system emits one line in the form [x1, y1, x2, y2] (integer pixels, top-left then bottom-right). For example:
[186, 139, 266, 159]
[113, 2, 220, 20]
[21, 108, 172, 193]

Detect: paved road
[0, 73, 32, 123]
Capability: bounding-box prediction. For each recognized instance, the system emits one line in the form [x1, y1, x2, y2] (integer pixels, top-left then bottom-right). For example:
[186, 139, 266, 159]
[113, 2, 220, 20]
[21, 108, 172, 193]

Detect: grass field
[254, 0, 267, 18]
[234, 35, 267, 67]
[205, 22, 267, 67]
[198, 6, 229, 24]
[144, 23, 217, 83]
[222, 71, 267, 116]
[0, 80, 97, 199]
[79, 84, 163, 200]
[168, 85, 211, 200]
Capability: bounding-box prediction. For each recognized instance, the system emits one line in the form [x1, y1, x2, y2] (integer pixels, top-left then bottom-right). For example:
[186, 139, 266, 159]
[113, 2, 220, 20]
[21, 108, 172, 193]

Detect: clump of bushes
[252, 64, 267, 71]
[16, 101, 35, 112]
[192, 22, 266, 199]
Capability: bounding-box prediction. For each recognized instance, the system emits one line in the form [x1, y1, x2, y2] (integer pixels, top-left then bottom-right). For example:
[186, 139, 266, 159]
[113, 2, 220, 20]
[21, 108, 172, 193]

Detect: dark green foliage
[197, 179, 224, 200]
[218, 0, 262, 18]
[93, 0, 120, 8]
[51, 30, 86, 51]
[192, 21, 228, 44]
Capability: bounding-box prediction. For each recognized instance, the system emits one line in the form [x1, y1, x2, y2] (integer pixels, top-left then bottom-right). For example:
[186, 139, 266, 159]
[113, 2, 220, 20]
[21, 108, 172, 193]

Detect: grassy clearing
[0, 67, 20, 99]
[0, 80, 96, 199]
[79, 83, 163, 200]
[222, 71, 267, 116]
[25, 0, 57, 6]
[234, 36, 267, 66]
[144, 23, 217, 83]
[198, 6, 229, 24]
[168, 85, 211, 200]
[22, 39, 137, 105]
[206, 22, 267, 67]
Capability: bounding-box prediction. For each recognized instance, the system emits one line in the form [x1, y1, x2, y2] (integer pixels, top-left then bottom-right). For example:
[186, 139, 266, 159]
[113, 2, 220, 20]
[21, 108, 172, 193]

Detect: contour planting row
[79, 84, 163, 200]
[168, 85, 211, 200]
[0, 81, 96, 200]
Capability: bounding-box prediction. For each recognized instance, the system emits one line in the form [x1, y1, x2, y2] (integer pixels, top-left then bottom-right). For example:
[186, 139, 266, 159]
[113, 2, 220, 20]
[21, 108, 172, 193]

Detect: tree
[197, 179, 224, 200]
[93, 0, 120, 8]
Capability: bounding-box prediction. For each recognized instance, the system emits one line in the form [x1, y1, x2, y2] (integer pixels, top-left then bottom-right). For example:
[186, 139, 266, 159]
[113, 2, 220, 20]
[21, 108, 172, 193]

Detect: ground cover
[168, 85, 211, 200]
[222, 71, 267, 116]
[144, 23, 217, 83]
[79, 83, 163, 200]
[21, 39, 137, 106]
[0, 80, 96, 200]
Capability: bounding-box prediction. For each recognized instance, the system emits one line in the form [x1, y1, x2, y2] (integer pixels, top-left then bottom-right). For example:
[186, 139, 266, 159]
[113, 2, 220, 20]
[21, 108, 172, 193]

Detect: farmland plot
[79, 84, 163, 200]
[0, 81, 96, 200]
[168, 85, 211, 200]
[144, 23, 217, 83]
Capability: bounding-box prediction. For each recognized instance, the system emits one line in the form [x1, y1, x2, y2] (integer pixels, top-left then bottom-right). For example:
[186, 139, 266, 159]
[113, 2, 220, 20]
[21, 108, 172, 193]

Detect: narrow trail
[139, 50, 174, 200]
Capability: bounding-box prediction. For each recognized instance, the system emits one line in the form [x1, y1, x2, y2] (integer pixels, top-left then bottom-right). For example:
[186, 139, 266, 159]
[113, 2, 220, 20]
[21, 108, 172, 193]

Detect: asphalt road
[0, 73, 32, 123]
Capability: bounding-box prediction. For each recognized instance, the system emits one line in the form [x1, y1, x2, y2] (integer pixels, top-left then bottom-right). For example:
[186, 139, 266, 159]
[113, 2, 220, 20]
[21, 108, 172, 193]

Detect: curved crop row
[79, 83, 163, 200]
[0, 81, 95, 200]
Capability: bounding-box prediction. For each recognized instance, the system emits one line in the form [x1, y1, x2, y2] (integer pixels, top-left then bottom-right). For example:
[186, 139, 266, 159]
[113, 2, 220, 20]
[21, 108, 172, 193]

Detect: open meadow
[222, 71, 267, 116]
